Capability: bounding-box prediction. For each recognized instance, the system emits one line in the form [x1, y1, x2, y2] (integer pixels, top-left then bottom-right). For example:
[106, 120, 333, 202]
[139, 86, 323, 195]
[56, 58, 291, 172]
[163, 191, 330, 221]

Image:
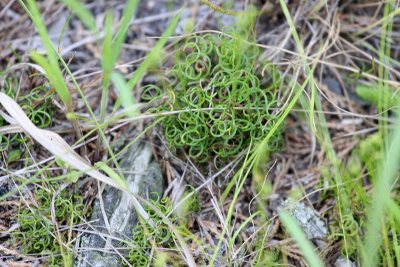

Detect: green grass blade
[20, 0, 71, 106]
[111, 9, 181, 113]
[126, 10, 182, 91]
[98, 10, 114, 127]
[58, 0, 98, 36]
[102, 11, 114, 73]
[57, 13, 71, 52]
[29, 52, 70, 105]
[279, 0, 315, 129]
[362, 113, 400, 267]
[111, 72, 138, 118]
[279, 210, 325, 267]
[230, 211, 264, 249]
[112, 0, 139, 64]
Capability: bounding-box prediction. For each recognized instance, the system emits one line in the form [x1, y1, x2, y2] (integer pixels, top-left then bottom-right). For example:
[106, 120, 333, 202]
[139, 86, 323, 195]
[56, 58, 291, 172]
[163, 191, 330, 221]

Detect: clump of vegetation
[12, 183, 86, 266]
[142, 27, 284, 164]
[126, 190, 200, 266]
[319, 132, 387, 260]
[0, 72, 54, 156]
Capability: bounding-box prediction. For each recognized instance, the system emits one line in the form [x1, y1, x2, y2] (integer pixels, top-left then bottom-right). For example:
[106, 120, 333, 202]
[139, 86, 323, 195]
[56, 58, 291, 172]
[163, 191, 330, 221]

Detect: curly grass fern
[142, 27, 284, 164]
[0, 73, 54, 152]
[127, 192, 198, 266]
[12, 183, 85, 266]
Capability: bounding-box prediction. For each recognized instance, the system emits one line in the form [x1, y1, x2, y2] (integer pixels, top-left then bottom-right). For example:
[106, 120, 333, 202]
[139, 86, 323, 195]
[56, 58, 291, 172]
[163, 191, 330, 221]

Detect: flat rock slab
[76, 142, 163, 267]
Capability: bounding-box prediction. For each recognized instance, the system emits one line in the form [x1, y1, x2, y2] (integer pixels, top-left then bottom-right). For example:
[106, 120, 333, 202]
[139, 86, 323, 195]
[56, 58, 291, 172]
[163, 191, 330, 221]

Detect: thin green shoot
[125, 10, 182, 93]
[57, 13, 72, 52]
[20, 0, 71, 107]
[58, 0, 98, 36]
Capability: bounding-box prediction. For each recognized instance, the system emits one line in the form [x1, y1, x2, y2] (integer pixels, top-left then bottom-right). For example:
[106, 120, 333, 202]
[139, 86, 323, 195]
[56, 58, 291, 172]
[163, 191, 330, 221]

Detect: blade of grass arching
[29, 52, 70, 105]
[279, 0, 315, 131]
[362, 113, 400, 267]
[58, 0, 98, 36]
[279, 210, 325, 267]
[230, 210, 265, 256]
[126, 10, 182, 92]
[19, 0, 71, 106]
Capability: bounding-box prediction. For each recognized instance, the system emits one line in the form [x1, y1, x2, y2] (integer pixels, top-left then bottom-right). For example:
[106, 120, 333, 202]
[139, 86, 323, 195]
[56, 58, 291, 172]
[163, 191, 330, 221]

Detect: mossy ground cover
[0, 1, 400, 266]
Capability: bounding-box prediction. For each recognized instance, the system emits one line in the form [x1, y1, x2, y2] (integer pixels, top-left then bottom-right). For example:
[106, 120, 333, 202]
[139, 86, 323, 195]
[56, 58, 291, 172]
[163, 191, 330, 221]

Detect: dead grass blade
[0, 92, 151, 222]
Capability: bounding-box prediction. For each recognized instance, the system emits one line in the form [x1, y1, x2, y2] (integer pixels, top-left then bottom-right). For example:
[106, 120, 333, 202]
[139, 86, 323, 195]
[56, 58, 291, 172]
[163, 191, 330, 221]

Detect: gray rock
[283, 199, 327, 240]
[76, 142, 163, 267]
[335, 256, 356, 267]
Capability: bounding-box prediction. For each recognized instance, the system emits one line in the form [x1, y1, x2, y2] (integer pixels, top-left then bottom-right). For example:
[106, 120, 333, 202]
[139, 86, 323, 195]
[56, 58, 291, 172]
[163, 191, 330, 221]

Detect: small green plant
[12, 183, 86, 266]
[126, 191, 199, 266]
[0, 72, 54, 153]
[142, 26, 284, 165]
[319, 132, 388, 260]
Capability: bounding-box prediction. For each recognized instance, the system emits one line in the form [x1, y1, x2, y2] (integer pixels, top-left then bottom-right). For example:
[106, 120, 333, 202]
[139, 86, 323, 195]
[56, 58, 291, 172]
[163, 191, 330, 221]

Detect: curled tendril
[128, 249, 148, 266]
[0, 135, 11, 152]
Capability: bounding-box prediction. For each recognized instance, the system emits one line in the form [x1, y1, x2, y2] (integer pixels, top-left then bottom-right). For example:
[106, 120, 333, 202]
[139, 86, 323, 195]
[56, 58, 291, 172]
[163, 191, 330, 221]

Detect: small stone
[283, 198, 327, 240]
[335, 256, 356, 267]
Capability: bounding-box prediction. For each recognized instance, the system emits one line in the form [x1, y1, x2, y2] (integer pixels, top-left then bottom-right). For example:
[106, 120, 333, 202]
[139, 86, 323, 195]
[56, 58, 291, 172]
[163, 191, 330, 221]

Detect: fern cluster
[12, 183, 85, 266]
[127, 190, 199, 266]
[142, 27, 284, 164]
[319, 132, 384, 258]
[0, 72, 54, 152]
